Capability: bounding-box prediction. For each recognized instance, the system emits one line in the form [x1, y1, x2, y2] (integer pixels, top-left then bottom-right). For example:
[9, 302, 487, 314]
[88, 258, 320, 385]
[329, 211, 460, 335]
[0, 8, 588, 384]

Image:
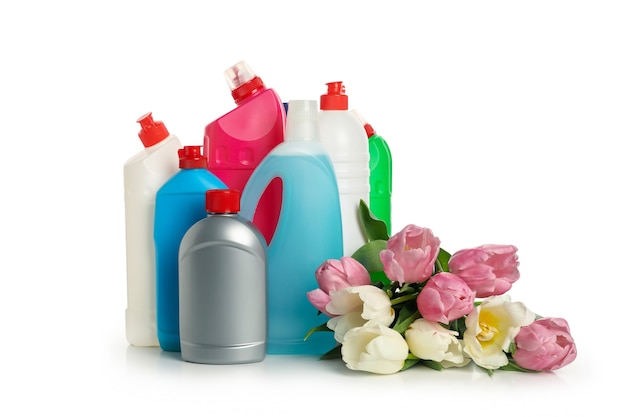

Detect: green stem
[392, 309, 421, 334]
[391, 292, 418, 306]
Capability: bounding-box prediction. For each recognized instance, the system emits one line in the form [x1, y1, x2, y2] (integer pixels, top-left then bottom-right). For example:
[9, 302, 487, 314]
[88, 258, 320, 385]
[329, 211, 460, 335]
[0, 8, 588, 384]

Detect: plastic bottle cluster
[123, 61, 392, 364]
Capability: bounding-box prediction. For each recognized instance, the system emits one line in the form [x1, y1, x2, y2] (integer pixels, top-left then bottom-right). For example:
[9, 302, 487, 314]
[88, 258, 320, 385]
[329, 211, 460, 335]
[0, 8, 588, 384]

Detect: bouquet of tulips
[305, 201, 577, 375]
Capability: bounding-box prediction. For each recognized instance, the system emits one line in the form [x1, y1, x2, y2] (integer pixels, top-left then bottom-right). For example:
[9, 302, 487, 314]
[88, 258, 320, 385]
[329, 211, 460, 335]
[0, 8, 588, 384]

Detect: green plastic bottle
[353, 110, 392, 233]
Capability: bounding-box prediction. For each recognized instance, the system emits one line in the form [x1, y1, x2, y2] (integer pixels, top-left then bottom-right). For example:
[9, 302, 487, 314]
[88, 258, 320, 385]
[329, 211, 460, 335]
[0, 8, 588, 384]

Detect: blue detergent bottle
[154, 145, 227, 352]
[240, 99, 343, 355]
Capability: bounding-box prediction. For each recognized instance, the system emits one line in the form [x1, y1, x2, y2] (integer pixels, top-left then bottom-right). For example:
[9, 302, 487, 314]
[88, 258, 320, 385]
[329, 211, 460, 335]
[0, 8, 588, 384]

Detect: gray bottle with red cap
[178, 189, 267, 364]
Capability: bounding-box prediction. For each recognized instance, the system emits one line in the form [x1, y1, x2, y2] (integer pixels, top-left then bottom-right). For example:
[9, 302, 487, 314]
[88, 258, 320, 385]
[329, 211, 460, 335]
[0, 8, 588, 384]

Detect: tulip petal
[306, 289, 332, 316]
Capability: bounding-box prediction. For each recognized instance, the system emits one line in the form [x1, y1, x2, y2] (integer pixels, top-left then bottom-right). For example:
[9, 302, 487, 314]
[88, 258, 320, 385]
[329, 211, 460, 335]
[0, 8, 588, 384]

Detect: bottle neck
[232, 77, 266, 104]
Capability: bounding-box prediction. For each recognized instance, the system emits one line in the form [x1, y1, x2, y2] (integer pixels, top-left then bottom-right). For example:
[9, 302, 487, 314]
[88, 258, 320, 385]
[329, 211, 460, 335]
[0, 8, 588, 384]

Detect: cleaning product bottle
[179, 189, 267, 364]
[317, 81, 370, 256]
[204, 60, 286, 245]
[240, 99, 343, 355]
[154, 145, 227, 352]
[124, 112, 182, 347]
[352, 110, 393, 233]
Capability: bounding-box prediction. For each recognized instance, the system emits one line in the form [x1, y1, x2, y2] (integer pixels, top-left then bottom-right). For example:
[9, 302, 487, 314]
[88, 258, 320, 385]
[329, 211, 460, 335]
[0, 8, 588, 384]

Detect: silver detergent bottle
[178, 189, 267, 364]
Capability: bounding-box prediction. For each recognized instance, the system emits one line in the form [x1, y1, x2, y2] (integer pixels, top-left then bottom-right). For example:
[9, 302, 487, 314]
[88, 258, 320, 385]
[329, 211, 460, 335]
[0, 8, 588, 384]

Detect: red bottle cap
[206, 189, 240, 213]
[178, 146, 207, 169]
[225, 61, 266, 104]
[363, 122, 376, 138]
[352, 109, 377, 138]
[137, 112, 169, 148]
[320, 81, 348, 110]
[231, 76, 265, 104]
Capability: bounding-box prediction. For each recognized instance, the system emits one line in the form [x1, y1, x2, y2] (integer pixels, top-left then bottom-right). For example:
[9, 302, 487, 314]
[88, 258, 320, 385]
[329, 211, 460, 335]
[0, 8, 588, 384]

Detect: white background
[1, 1, 624, 414]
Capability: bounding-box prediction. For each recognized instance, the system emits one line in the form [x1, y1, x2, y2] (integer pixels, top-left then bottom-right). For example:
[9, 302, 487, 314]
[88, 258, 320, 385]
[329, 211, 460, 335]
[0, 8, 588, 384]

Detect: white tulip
[341, 324, 409, 375]
[405, 318, 469, 367]
[326, 285, 395, 344]
[463, 295, 535, 369]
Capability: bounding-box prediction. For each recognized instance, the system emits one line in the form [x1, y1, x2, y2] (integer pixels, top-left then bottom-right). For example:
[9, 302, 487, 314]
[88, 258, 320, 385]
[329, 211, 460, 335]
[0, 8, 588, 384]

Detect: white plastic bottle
[124, 112, 182, 347]
[317, 81, 370, 256]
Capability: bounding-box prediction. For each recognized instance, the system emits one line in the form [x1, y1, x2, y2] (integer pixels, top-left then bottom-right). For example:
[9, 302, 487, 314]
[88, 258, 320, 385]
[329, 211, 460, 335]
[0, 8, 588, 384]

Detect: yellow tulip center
[477, 321, 499, 342]
[476, 310, 500, 343]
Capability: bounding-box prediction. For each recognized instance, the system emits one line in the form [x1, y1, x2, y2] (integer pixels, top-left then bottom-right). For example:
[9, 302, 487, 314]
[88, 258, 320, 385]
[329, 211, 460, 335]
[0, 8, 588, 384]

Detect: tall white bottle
[317, 81, 370, 256]
[124, 112, 182, 347]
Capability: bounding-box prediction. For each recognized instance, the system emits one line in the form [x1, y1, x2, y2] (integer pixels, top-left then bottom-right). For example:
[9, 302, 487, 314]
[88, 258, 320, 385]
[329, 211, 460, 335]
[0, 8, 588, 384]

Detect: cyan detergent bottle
[124, 112, 181, 347]
[204, 60, 286, 245]
[317, 81, 370, 256]
[240, 100, 343, 355]
[179, 189, 267, 364]
[154, 145, 227, 352]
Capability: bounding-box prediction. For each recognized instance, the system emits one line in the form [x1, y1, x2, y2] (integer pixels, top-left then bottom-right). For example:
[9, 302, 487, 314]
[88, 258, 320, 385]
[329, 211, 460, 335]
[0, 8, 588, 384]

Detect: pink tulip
[417, 272, 476, 324]
[379, 224, 440, 284]
[513, 317, 577, 371]
[306, 257, 371, 317]
[448, 244, 520, 298]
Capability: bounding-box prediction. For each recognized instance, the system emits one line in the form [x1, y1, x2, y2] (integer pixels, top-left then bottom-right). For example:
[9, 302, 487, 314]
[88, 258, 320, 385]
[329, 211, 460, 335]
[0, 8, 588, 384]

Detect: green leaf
[369, 270, 390, 285]
[479, 366, 495, 377]
[351, 239, 388, 274]
[435, 247, 451, 273]
[395, 304, 417, 324]
[320, 345, 342, 360]
[448, 317, 467, 337]
[401, 359, 420, 371]
[421, 360, 444, 371]
[358, 199, 390, 242]
[498, 361, 539, 373]
[303, 323, 330, 341]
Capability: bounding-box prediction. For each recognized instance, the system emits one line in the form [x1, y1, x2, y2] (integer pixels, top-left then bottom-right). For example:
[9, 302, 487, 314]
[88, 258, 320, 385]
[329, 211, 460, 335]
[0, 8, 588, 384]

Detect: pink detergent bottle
[204, 61, 286, 244]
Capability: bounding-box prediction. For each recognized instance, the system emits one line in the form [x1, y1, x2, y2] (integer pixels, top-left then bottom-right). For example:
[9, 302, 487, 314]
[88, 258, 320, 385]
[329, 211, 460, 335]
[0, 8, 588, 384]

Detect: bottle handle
[240, 160, 283, 247]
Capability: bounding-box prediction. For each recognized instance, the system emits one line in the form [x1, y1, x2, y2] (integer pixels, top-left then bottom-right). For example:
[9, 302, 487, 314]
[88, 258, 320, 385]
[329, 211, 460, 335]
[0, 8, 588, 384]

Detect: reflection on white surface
[124, 344, 567, 386]
[120, 343, 588, 415]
